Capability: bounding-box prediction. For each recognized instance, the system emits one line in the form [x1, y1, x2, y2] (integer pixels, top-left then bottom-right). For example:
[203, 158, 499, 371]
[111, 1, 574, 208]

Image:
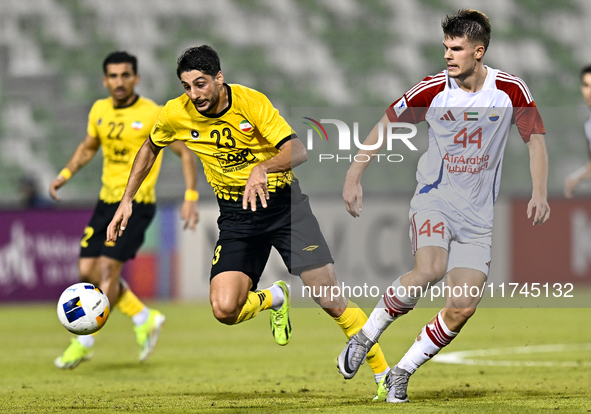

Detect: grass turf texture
[0, 302, 590, 413]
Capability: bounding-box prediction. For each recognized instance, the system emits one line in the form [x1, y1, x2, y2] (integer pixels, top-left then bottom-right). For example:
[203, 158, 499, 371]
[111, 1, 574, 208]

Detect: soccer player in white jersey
[336, 9, 550, 403]
[564, 65, 591, 197]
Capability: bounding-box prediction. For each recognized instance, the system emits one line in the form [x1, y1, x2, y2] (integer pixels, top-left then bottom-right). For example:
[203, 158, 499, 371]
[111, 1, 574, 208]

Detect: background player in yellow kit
[106, 45, 391, 400]
[50, 51, 199, 369]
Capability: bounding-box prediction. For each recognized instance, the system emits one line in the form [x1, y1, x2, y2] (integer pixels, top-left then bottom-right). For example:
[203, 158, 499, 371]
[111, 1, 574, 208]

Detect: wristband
[185, 189, 199, 201]
[59, 168, 72, 180]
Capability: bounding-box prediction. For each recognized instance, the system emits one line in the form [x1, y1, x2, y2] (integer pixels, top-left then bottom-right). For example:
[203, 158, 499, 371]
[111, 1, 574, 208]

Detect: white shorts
[409, 193, 492, 276]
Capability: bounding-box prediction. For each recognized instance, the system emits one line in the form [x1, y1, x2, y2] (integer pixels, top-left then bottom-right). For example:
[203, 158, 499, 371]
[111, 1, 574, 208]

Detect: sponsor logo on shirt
[443, 153, 490, 175]
[440, 110, 456, 121]
[190, 130, 200, 140]
[487, 108, 501, 123]
[214, 148, 258, 173]
[106, 145, 131, 164]
[394, 97, 408, 117]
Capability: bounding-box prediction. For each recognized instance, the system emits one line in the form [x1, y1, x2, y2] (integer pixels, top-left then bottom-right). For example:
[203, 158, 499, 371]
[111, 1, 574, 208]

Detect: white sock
[362, 277, 420, 343]
[269, 283, 284, 311]
[362, 300, 393, 342]
[397, 311, 458, 374]
[374, 366, 391, 384]
[132, 307, 150, 326]
[77, 334, 95, 348]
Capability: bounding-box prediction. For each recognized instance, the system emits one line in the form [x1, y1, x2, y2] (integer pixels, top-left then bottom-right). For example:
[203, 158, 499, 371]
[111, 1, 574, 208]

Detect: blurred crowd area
[1, 0, 591, 207]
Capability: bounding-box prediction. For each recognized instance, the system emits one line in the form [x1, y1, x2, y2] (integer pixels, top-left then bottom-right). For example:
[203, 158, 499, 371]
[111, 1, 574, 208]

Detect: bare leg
[209, 271, 252, 325]
[300, 263, 347, 318]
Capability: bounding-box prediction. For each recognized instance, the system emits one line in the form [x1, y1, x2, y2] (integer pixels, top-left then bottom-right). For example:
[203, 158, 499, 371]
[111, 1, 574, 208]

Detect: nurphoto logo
[303, 118, 418, 163]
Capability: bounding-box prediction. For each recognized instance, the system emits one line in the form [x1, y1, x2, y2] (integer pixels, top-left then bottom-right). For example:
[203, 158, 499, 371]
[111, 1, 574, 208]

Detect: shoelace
[348, 338, 369, 367]
[385, 369, 410, 399]
[272, 310, 284, 324]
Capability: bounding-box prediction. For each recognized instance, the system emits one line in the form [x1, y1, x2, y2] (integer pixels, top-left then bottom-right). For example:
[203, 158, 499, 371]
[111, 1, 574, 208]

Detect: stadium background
[1, 0, 591, 302]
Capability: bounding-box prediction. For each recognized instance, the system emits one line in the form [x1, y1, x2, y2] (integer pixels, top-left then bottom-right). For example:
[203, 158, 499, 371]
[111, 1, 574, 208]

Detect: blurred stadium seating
[1, 0, 591, 206]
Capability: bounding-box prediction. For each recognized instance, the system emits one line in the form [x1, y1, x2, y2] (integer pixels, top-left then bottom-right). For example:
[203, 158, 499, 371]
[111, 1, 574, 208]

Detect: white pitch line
[432, 343, 591, 367]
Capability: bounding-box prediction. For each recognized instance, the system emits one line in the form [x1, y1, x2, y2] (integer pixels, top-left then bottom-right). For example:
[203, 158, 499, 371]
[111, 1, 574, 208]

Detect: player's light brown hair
[441, 9, 491, 54]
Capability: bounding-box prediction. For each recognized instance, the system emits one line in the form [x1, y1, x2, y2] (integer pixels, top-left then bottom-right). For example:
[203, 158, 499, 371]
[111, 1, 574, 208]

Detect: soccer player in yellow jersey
[50, 51, 199, 369]
[107, 46, 390, 399]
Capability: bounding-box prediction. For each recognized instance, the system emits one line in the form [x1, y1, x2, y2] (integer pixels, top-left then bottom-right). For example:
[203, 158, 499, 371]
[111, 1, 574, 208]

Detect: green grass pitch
[0, 301, 590, 413]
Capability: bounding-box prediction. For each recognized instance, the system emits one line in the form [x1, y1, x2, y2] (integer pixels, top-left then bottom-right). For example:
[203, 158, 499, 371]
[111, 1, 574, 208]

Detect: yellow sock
[116, 288, 145, 317]
[333, 301, 389, 375]
[235, 289, 273, 324]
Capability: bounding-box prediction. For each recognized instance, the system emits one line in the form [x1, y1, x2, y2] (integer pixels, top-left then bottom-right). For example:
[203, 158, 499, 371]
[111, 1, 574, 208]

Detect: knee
[78, 264, 98, 285]
[445, 307, 476, 324]
[78, 272, 95, 284]
[414, 261, 447, 283]
[211, 300, 240, 325]
[98, 261, 120, 282]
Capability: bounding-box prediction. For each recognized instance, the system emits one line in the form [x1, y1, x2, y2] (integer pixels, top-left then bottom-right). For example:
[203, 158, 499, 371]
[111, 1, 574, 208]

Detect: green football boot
[54, 338, 93, 369]
[372, 373, 388, 401]
[269, 281, 291, 346]
[134, 309, 166, 362]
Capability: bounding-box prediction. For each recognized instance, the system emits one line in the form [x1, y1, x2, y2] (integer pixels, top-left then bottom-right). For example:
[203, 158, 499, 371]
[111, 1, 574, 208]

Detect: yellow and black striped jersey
[87, 96, 163, 203]
[150, 84, 294, 201]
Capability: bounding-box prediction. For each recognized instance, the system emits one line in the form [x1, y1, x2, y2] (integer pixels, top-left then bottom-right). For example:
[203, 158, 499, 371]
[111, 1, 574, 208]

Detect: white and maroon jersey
[386, 66, 545, 228]
[584, 115, 591, 158]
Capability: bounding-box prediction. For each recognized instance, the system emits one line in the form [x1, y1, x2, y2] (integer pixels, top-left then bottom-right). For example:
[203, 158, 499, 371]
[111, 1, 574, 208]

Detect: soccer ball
[57, 283, 110, 334]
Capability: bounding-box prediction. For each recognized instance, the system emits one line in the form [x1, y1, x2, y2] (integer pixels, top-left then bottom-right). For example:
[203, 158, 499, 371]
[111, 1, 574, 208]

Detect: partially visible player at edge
[106, 45, 391, 400]
[50, 51, 199, 369]
[564, 65, 591, 197]
[336, 9, 550, 403]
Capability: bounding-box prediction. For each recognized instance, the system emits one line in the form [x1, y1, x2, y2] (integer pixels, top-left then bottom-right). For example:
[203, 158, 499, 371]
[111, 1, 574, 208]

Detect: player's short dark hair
[581, 65, 591, 81]
[103, 51, 138, 74]
[441, 9, 491, 54]
[176, 45, 221, 79]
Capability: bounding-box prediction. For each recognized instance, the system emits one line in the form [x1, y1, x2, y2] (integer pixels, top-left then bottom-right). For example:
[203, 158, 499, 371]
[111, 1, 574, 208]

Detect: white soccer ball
[57, 283, 110, 334]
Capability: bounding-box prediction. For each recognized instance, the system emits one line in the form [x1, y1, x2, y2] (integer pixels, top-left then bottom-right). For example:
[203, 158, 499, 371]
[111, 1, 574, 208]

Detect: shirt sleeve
[584, 119, 591, 159]
[149, 105, 176, 148]
[86, 102, 99, 138]
[386, 73, 446, 124]
[250, 91, 294, 147]
[512, 103, 545, 143]
[495, 74, 545, 143]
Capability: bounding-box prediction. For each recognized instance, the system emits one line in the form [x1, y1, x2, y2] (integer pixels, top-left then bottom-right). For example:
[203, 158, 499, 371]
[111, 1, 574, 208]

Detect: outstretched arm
[526, 133, 550, 225]
[106, 138, 162, 241]
[243, 137, 308, 211]
[168, 141, 199, 230]
[343, 113, 389, 217]
[49, 134, 100, 200]
[564, 160, 591, 198]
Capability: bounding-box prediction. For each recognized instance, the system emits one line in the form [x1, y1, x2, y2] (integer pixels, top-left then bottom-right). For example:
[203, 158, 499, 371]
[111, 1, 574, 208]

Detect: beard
[194, 91, 220, 115]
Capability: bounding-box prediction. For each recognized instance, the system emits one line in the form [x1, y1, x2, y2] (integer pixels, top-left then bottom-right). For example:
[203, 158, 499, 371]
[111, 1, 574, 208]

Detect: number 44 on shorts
[419, 219, 445, 239]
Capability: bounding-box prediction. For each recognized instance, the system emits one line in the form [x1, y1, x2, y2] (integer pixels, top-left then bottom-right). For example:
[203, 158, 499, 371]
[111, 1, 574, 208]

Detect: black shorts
[210, 179, 334, 290]
[80, 200, 156, 262]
